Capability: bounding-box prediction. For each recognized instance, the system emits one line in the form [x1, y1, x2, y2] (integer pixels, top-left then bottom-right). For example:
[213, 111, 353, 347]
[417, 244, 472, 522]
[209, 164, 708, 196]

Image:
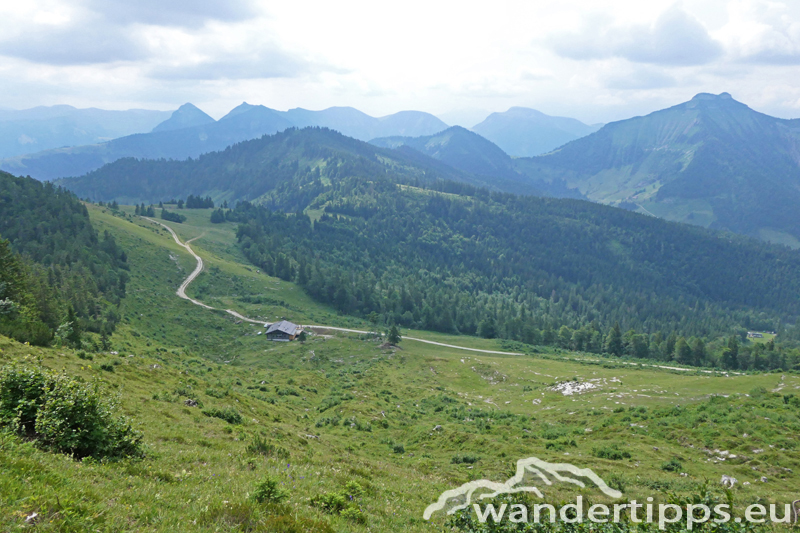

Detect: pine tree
[605, 322, 623, 356]
[387, 325, 401, 345]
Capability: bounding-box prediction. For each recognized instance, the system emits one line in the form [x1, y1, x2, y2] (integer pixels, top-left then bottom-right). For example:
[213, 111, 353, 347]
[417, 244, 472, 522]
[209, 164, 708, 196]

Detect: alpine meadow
[3, 2, 800, 533]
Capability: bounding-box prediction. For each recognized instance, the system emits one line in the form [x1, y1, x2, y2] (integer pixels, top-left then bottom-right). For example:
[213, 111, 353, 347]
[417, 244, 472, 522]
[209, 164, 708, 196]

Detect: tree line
[0, 172, 128, 346]
[221, 175, 800, 370]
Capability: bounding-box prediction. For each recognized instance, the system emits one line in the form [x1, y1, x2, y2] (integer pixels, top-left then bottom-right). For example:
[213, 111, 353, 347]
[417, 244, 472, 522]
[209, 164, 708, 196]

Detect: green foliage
[230, 178, 800, 358]
[387, 325, 401, 345]
[592, 445, 632, 460]
[202, 406, 243, 424]
[160, 208, 186, 223]
[251, 475, 289, 504]
[0, 364, 143, 459]
[661, 458, 683, 472]
[246, 435, 289, 458]
[392, 444, 405, 454]
[451, 454, 480, 464]
[310, 479, 366, 522]
[0, 172, 128, 345]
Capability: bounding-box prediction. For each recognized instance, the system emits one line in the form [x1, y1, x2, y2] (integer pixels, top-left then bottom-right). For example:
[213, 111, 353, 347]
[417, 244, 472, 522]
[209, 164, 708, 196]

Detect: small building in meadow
[266, 320, 302, 341]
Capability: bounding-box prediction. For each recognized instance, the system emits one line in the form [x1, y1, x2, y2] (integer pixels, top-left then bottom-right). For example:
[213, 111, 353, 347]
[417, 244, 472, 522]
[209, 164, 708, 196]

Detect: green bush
[340, 507, 366, 523]
[451, 454, 480, 464]
[393, 444, 405, 454]
[593, 445, 632, 460]
[246, 435, 289, 458]
[0, 364, 143, 459]
[662, 458, 683, 472]
[100, 363, 115, 372]
[202, 406, 243, 424]
[252, 475, 289, 504]
[310, 492, 347, 514]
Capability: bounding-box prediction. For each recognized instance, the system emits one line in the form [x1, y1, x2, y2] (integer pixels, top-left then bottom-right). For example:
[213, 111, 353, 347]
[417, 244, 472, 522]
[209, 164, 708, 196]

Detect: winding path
[142, 216, 734, 371]
[143, 216, 524, 354]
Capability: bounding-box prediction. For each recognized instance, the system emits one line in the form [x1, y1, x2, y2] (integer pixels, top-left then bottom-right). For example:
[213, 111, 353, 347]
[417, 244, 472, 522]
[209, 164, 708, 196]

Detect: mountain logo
[423, 456, 621, 520]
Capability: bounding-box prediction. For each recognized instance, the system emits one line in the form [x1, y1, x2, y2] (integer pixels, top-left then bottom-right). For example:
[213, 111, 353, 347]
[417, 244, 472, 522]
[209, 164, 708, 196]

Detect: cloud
[148, 48, 311, 81]
[547, 7, 723, 66]
[82, 0, 258, 28]
[602, 66, 677, 90]
[0, 22, 148, 65]
[717, 1, 800, 65]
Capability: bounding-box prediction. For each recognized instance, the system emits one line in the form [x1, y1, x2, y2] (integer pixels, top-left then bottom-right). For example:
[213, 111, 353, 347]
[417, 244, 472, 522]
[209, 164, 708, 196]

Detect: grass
[1, 204, 798, 532]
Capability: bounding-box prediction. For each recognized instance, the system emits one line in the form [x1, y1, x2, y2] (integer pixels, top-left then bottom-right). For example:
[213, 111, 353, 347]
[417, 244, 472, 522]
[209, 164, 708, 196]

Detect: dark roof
[266, 320, 299, 336]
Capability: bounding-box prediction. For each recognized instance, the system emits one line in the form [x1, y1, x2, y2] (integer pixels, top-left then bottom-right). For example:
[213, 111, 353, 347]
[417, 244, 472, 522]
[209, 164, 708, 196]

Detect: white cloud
[2, 1, 800, 124]
[547, 6, 723, 66]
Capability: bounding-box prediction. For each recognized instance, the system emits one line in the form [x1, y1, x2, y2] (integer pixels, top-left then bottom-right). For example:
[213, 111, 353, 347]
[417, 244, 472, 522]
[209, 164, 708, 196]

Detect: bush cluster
[0, 364, 143, 459]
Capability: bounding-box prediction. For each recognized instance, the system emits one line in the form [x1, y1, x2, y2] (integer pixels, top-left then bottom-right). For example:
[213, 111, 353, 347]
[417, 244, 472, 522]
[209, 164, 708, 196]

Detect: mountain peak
[691, 92, 733, 101]
[151, 103, 215, 133]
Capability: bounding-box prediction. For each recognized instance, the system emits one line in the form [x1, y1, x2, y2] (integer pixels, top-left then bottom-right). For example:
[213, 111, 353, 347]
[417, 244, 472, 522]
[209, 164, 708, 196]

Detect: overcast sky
[2, 0, 800, 125]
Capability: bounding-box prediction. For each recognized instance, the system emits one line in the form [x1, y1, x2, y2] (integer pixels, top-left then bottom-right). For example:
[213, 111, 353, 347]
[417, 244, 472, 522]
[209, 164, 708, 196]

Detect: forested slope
[0, 171, 128, 344]
[222, 175, 800, 368]
[58, 127, 544, 205]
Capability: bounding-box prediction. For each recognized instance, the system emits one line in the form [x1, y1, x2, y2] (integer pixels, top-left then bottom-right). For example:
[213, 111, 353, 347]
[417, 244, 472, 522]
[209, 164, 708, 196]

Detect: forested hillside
[0, 171, 128, 345]
[224, 175, 800, 368]
[57, 127, 545, 205]
[370, 126, 583, 198]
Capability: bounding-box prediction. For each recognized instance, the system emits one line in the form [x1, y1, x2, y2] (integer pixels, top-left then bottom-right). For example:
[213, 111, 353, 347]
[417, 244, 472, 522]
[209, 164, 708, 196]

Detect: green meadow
[2, 205, 799, 532]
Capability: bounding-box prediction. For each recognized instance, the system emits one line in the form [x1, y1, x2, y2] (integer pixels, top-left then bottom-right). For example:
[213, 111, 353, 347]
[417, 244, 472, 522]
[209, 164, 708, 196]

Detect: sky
[2, 0, 800, 125]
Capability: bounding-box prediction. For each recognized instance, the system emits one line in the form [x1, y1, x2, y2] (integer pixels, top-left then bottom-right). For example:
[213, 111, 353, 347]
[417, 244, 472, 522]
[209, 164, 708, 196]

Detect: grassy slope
[1, 205, 799, 532]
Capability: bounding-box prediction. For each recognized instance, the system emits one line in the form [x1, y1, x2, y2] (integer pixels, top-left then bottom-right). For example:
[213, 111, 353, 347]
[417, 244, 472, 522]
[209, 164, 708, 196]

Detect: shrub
[451, 454, 480, 464]
[310, 492, 347, 513]
[662, 458, 683, 472]
[0, 365, 143, 459]
[340, 507, 366, 523]
[393, 444, 405, 454]
[252, 475, 289, 504]
[246, 435, 289, 458]
[593, 445, 632, 460]
[205, 387, 227, 398]
[202, 406, 243, 424]
[344, 480, 365, 498]
[100, 363, 115, 372]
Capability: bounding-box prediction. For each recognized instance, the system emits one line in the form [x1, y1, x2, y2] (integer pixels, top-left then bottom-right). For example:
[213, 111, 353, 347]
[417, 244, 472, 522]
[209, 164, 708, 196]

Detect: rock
[761, 476, 768, 483]
[720, 475, 737, 488]
[184, 399, 198, 407]
[433, 425, 442, 431]
[680, 473, 688, 477]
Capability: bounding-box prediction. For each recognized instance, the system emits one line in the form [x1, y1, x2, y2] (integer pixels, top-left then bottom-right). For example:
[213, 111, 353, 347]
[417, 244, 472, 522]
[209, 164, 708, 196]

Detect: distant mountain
[0, 105, 170, 159]
[280, 107, 448, 140]
[371, 126, 584, 199]
[516, 93, 800, 247]
[0, 103, 295, 180]
[1, 104, 449, 181]
[151, 103, 214, 133]
[56, 127, 545, 206]
[371, 126, 522, 180]
[471, 107, 601, 157]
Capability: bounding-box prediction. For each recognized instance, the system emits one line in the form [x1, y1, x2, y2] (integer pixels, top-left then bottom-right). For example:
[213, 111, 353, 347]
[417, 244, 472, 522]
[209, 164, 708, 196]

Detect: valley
[2, 203, 798, 532]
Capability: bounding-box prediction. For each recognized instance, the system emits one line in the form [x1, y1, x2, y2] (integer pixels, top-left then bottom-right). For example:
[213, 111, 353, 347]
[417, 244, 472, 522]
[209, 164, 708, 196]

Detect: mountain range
[55, 127, 548, 206]
[516, 92, 800, 247]
[0, 105, 170, 159]
[0, 104, 448, 181]
[370, 126, 583, 198]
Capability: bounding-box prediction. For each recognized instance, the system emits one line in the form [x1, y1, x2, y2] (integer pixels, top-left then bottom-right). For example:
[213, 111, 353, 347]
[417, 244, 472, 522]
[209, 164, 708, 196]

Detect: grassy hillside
[2, 205, 799, 532]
